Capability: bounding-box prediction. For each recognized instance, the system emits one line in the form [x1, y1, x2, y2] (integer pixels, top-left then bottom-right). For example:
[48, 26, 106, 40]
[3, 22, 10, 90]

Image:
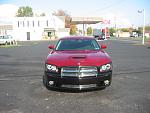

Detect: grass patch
[132, 43, 145, 46]
[0, 45, 21, 48]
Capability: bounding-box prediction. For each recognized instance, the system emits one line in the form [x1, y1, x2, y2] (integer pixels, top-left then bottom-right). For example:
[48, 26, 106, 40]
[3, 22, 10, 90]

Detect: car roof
[59, 36, 95, 40]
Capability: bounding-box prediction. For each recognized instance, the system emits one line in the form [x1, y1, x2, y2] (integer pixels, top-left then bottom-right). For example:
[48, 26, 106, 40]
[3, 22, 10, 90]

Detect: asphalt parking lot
[0, 39, 150, 113]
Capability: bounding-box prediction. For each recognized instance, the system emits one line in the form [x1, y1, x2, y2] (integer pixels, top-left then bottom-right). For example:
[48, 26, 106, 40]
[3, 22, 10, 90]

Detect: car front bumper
[44, 71, 112, 90]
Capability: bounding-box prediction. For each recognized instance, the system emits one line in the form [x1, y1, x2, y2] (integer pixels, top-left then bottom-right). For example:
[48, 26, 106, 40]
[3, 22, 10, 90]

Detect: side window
[92, 40, 100, 50]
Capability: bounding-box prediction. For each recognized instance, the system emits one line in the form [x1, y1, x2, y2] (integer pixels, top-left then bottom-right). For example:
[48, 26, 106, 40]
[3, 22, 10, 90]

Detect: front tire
[43, 75, 50, 89]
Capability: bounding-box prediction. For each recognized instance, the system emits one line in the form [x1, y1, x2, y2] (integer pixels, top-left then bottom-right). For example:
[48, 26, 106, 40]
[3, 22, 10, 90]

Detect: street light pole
[143, 9, 145, 45]
[138, 9, 145, 45]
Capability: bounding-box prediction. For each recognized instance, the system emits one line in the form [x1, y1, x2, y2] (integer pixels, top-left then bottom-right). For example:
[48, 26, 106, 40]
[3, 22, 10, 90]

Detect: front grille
[61, 66, 98, 77]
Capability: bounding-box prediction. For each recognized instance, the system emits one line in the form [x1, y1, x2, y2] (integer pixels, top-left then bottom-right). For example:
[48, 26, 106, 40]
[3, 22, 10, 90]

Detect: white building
[0, 16, 70, 41]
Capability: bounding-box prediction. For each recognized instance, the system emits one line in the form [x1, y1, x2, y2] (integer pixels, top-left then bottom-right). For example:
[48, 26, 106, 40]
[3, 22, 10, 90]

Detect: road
[0, 39, 150, 113]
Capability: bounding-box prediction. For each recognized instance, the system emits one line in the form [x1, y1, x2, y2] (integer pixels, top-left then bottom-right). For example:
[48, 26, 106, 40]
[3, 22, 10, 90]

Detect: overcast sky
[0, 0, 150, 27]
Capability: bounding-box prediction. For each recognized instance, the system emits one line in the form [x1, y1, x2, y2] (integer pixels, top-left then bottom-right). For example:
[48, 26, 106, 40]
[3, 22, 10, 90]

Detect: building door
[27, 32, 30, 40]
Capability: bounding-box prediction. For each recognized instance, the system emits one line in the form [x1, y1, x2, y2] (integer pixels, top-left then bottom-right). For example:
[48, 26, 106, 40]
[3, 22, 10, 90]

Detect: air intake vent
[71, 55, 86, 59]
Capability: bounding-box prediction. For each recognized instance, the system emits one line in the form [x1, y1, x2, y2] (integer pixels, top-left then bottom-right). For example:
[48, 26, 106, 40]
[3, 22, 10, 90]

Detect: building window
[27, 21, 29, 27]
[23, 21, 25, 27]
[33, 21, 34, 27]
[46, 20, 48, 27]
[18, 21, 19, 27]
[38, 21, 40, 27]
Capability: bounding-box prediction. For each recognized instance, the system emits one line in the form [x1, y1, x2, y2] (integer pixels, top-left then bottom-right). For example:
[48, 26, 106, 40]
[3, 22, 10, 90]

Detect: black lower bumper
[44, 71, 112, 90]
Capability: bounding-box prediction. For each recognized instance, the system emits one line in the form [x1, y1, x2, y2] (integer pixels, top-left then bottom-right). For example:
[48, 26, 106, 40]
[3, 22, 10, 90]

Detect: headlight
[46, 64, 58, 72]
[100, 63, 112, 72]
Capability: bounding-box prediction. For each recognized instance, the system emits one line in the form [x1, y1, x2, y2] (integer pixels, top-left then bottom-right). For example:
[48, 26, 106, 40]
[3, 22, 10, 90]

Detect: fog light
[104, 80, 109, 85]
[49, 81, 54, 85]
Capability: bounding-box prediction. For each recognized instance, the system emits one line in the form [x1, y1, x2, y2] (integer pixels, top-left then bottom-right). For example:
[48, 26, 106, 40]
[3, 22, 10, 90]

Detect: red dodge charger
[43, 36, 112, 90]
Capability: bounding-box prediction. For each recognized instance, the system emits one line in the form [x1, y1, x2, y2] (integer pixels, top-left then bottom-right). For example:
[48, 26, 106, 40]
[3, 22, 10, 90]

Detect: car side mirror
[48, 45, 55, 49]
[101, 44, 107, 49]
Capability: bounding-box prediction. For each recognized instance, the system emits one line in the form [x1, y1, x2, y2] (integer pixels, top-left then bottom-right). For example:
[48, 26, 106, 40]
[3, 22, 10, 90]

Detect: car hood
[46, 50, 112, 67]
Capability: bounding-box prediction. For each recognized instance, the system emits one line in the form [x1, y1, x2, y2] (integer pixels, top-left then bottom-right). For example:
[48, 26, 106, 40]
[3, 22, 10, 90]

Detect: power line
[86, 0, 127, 15]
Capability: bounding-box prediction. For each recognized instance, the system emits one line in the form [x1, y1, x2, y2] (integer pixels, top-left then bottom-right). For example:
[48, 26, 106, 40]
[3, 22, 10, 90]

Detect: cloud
[0, 4, 18, 17]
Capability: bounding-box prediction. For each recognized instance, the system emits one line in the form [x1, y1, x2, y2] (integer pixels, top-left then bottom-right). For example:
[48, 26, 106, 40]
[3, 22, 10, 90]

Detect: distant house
[0, 18, 13, 36]
[145, 30, 150, 38]
[0, 25, 13, 35]
[0, 16, 70, 41]
[116, 30, 130, 37]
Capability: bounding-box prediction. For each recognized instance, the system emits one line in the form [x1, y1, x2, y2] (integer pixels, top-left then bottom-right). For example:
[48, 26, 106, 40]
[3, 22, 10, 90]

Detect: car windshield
[55, 38, 100, 51]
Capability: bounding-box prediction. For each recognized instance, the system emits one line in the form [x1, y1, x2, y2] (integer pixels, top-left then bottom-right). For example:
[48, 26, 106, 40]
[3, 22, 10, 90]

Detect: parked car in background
[130, 32, 138, 37]
[43, 36, 112, 90]
[0, 35, 16, 45]
[93, 29, 104, 40]
[130, 34, 138, 37]
[93, 28, 110, 40]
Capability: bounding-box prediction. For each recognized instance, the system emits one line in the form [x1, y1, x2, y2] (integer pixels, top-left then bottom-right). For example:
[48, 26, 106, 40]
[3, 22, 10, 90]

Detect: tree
[70, 25, 77, 35]
[87, 27, 92, 35]
[40, 13, 46, 17]
[145, 26, 150, 31]
[138, 26, 150, 34]
[137, 27, 142, 34]
[35, 13, 46, 17]
[120, 28, 129, 32]
[16, 6, 33, 17]
[129, 27, 134, 34]
[52, 9, 71, 28]
[109, 28, 116, 36]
